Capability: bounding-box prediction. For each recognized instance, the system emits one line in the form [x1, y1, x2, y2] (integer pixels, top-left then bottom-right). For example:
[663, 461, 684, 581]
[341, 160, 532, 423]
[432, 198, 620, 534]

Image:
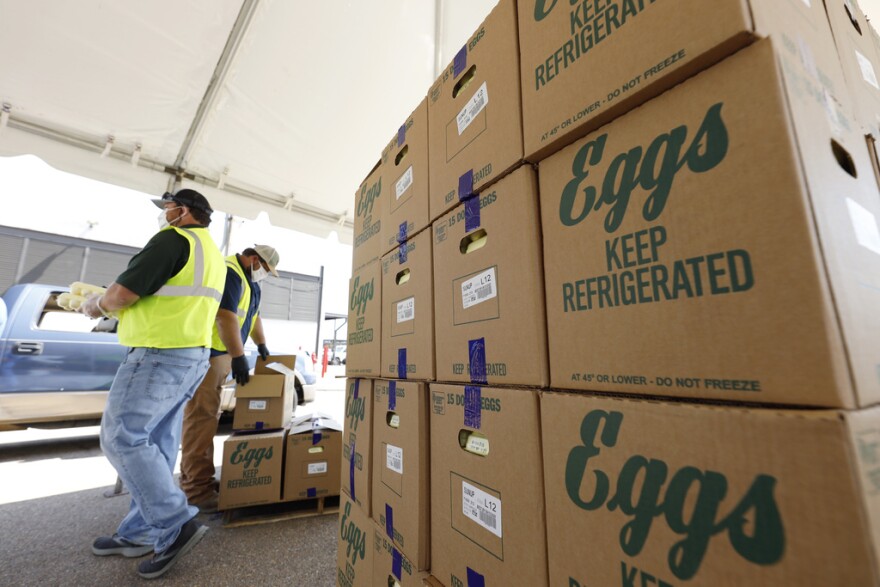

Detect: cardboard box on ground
[372, 380, 430, 571]
[381, 230, 434, 381]
[538, 37, 880, 407]
[341, 379, 373, 516]
[283, 413, 343, 502]
[541, 391, 880, 585]
[518, 0, 851, 162]
[232, 358, 296, 431]
[427, 0, 523, 222]
[346, 260, 382, 377]
[380, 98, 431, 256]
[337, 492, 374, 587]
[430, 384, 548, 587]
[373, 523, 428, 587]
[219, 429, 286, 511]
[432, 165, 549, 387]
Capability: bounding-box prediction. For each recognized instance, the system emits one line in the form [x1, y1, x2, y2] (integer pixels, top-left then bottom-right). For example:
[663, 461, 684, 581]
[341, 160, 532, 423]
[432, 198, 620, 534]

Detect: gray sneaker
[91, 534, 153, 558]
[137, 519, 208, 580]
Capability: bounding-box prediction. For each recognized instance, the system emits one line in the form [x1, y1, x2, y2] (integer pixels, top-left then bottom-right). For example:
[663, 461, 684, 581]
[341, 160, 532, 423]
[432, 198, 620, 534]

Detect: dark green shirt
[115, 225, 203, 297]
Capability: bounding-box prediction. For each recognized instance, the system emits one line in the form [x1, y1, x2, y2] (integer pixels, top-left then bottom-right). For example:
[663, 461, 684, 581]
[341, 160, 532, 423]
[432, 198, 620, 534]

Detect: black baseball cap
[152, 189, 214, 214]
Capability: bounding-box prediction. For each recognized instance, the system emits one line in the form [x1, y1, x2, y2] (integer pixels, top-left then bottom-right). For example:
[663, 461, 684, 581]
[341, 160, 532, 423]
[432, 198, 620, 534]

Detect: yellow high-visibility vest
[210, 255, 255, 352]
[118, 226, 225, 348]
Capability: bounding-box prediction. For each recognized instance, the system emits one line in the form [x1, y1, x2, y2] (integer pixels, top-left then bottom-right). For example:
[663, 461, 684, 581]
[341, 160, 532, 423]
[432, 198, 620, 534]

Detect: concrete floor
[0, 366, 347, 586]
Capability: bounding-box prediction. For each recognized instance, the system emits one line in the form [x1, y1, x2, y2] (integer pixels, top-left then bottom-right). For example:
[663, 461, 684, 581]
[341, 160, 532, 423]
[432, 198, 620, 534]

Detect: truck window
[37, 310, 102, 333]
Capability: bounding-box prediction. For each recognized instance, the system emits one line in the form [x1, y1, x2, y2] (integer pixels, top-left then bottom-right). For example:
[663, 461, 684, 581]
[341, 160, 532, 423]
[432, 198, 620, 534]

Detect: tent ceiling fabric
[0, 0, 497, 244]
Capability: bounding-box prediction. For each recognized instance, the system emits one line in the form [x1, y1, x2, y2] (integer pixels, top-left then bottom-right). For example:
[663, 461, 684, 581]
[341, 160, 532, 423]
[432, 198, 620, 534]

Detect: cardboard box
[342, 379, 373, 516]
[231, 369, 294, 431]
[538, 38, 880, 407]
[337, 492, 375, 587]
[432, 165, 549, 387]
[542, 391, 880, 585]
[381, 230, 435, 380]
[347, 259, 382, 377]
[372, 380, 430, 570]
[218, 429, 285, 510]
[353, 159, 385, 272]
[430, 384, 548, 587]
[518, 0, 850, 161]
[373, 523, 429, 587]
[824, 0, 880, 134]
[427, 0, 523, 222]
[381, 98, 431, 256]
[283, 413, 342, 502]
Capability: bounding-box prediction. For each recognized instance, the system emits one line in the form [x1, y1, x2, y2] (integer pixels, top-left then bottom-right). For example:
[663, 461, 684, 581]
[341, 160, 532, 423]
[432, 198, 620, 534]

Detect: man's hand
[231, 355, 250, 386]
[80, 294, 105, 319]
[257, 343, 270, 362]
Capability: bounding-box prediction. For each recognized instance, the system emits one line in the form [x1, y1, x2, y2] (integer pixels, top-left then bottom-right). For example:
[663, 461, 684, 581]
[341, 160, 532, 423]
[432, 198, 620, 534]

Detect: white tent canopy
[0, 0, 498, 244]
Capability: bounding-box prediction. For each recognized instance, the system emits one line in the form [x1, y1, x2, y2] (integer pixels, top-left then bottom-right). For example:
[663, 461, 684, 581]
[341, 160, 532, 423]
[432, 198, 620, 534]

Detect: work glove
[231, 354, 250, 386]
[257, 343, 270, 362]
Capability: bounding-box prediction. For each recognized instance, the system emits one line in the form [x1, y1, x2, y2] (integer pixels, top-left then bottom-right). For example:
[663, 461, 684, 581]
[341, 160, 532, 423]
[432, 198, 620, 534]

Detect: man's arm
[81, 282, 140, 318]
[216, 309, 244, 357]
[250, 315, 266, 346]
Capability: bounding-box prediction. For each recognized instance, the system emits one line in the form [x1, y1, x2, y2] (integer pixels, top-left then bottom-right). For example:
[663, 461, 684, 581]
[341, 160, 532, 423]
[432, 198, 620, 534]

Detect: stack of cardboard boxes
[218, 356, 342, 512]
[340, 0, 880, 585]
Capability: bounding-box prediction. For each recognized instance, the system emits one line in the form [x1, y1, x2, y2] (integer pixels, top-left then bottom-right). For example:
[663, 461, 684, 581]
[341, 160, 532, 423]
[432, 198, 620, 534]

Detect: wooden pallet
[221, 494, 340, 528]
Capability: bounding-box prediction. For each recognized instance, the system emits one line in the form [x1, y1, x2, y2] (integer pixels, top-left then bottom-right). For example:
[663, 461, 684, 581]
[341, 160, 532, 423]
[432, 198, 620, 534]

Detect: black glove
[231, 355, 250, 386]
[257, 343, 270, 362]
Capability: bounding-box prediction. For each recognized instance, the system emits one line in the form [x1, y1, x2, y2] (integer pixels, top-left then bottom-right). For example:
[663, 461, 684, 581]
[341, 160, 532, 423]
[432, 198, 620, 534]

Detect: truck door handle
[14, 341, 44, 355]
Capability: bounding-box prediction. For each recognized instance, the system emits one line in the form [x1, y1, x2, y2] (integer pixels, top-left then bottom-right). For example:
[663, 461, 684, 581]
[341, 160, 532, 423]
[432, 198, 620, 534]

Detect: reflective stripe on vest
[118, 226, 226, 349]
[210, 255, 254, 352]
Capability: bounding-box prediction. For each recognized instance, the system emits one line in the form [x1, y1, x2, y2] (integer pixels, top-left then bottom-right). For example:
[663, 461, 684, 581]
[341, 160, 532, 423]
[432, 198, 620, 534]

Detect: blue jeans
[100, 346, 210, 552]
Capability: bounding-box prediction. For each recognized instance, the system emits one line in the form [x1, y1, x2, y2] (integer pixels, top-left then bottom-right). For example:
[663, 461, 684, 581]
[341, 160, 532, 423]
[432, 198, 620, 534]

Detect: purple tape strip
[392, 548, 403, 580]
[385, 503, 394, 538]
[397, 124, 406, 147]
[468, 337, 487, 384]
[388, 381, 397, 411]
[307, 487, 317, 498]
[458, 169, 474, 201]
[465, 196, 481, 232]
[312, 431, 322, 445]
[399, 241, 408, 264]
[454, 45, 468, 78]
[467, 567, 485, 587]
[464, 386, 482, 430]
[397, 349, 407, 380]
[255, 421, 264, 431]
[349, 439, 356, 501]
[398, 221, 408, 244]
[353, 379, 360, 399]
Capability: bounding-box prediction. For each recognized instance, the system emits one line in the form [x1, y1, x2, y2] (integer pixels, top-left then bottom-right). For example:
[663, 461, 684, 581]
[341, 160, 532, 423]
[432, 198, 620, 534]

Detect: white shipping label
[386, 444, 403, 475]
[308, 462, 328, 475]
[248, 400, 267, 411]
[457, 81, 489, 135]
[462, 481, 502, 538]
[855, 50, 880, 90]
[397, 297, 415, 323]
[847, 198, 880, 255]
[396, 166, 414, 200]
[461, 268, 497, 310]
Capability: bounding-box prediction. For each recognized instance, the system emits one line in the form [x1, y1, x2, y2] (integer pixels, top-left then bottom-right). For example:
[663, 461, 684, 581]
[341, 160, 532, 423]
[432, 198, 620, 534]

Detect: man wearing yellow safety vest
[179, 244, 280, 514]
[80, 189, 225, 580]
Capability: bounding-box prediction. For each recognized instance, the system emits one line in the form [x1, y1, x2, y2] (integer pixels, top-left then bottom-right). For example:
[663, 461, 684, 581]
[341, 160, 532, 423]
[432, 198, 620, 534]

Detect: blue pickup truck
[0, 284, 316, 431]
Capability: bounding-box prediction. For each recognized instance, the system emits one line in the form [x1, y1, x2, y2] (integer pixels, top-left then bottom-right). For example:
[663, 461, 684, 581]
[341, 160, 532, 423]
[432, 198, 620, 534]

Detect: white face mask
[157, 206, 183, 230]
[250, 264, 269, 283]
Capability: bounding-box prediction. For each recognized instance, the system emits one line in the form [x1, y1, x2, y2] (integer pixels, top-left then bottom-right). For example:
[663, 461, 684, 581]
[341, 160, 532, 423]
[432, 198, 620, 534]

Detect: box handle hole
[459, 228, 488, 254]
[844, 1, 862, 35]
[453, 65, 477, 99]
[386, 411, 400, 429]
[307, 446, 324, 454]
[395, 268, 410, 285]
[395, 144, 409, 167]
[832, 139, 858, 177]
[458, 429, 490, 456]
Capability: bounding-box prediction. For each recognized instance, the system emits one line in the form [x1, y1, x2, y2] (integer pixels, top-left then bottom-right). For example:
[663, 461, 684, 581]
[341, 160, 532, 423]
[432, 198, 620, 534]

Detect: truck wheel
[295, 379, 305, 406]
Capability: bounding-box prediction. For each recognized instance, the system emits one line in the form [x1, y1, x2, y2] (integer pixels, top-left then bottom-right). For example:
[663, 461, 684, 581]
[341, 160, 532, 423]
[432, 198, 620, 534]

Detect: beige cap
[253, 244, 280, 276]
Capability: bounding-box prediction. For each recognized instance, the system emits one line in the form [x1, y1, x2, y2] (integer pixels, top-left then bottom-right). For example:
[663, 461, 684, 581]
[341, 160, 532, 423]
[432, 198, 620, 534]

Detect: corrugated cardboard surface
[372, 522, 429, 587]
[381, 230, 435, 380]
[372, 380, 430, 570]
[341, 379, 373, 516]
[518, 0, 848, 162]
[381, 98, 431, 256]
[538, 38, 880, 407]
[282, 427, 341, 502]
[432, 165, 549, 387]
[231, 373, 294, 431]
[427, 0, 523, 222]
[218, 429, 286, 510]
[541, 391, 880, 585]
[353, 159, 384, 272]
[347, 259, 382, 377]
[337, 492, 374, 587]
[429, 384, 548, 587]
